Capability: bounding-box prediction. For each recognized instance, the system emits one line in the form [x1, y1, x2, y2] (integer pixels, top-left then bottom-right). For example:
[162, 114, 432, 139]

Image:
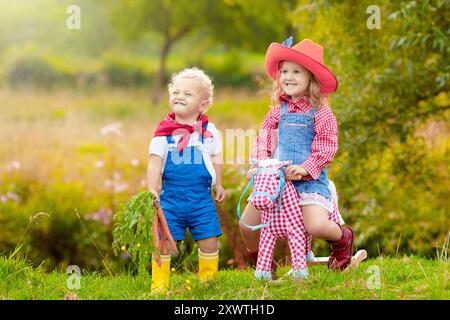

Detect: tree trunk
[151, 26, 192, 106]
[152, 37, 172, 106]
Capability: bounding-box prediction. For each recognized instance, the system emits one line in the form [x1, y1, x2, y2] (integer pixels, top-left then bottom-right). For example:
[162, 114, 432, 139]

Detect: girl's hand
[246, 168, 257, 180]
[284, 165, 308, 181]
[285, 173, 303, 181]
[214, 185, 226, 203]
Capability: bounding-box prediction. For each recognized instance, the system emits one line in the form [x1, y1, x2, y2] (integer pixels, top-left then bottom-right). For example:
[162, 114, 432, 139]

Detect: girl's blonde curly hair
[270, 63, 328, 108]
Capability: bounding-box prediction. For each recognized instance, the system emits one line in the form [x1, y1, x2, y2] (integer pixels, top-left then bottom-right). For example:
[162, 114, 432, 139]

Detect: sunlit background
[0, 0, 448, 275]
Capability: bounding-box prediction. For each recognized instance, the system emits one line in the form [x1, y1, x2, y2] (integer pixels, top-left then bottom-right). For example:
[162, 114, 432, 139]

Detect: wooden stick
[307, 250, 368, 268]
[307, 257, 329, 266]
[349, 249, 368, 269]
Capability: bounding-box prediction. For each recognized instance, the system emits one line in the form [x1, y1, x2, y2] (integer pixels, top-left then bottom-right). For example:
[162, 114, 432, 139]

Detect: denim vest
[277, 101, 331, 199]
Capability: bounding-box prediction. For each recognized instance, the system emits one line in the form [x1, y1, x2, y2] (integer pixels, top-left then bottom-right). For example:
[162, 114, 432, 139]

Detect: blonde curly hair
[168, 67, 214, 108]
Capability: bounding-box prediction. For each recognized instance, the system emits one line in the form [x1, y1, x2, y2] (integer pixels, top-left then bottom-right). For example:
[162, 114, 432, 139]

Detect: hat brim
[264, 43, 338, 94]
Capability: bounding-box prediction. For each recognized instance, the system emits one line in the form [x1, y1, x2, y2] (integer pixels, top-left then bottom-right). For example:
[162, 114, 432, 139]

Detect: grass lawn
[1, 255, 448, 300]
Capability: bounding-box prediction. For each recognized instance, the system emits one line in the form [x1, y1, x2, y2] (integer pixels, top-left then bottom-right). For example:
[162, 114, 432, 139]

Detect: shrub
[200, 51, 257, 88]
[7, 56, 60, 89]
[101, 55, 152, 88]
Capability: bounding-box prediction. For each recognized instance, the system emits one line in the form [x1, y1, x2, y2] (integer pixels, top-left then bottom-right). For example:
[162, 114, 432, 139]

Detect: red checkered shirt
[251, 95, 339, 180]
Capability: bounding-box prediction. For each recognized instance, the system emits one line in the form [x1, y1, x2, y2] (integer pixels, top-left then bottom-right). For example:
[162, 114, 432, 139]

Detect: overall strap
[165, 135, 175, 144]
[307, 107, 318, 117]
[166, 135, 182, 155]
[277, 102, 289, 153]
[280, 101, 289, 115]
[199, 123, 208, 144]
[304, 107, 318, 124]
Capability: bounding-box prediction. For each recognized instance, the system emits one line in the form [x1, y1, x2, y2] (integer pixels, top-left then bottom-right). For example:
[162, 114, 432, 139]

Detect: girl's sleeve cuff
[300, 161, 320, 180]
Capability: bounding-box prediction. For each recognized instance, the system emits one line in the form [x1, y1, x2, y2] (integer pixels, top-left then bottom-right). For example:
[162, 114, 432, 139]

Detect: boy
[147, 68, 225, 292]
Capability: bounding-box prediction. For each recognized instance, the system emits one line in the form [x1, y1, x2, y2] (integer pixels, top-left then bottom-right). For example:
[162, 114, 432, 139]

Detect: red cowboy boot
[328, 226, 354, 271]
[248, 251, 277, 280]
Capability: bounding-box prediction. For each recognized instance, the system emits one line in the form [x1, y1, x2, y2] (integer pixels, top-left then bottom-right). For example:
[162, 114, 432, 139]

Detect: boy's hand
[284, 165, 307, 181]
[246, 168, 257, 180]
[214, 185, 226, 203]
[148, 189, 160, 207]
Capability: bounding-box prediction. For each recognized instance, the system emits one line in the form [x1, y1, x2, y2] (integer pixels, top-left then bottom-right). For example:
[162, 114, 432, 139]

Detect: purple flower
[0, 192, 20, 203]
[95, 160, 105, 168]
[130, 159, 139, 167]
[100, 122, 123, 137]
[86, 207, 113, 225]
[6, 161, 21, 172]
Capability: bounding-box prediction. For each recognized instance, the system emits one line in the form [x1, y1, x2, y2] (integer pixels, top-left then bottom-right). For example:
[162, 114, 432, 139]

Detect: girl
[240, 37, 354, 274]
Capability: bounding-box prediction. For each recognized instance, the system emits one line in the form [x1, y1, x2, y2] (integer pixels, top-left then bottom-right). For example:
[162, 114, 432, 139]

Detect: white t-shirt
[149, 122, 222, 185]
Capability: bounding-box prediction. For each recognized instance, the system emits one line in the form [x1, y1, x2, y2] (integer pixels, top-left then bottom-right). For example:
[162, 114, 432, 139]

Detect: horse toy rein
[237, 159, 291, 231]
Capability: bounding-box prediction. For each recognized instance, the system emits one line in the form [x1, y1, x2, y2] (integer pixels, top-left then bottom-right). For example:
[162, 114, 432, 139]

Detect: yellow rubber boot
[151, 255, 171, 293]
[198, 249, 219, 282]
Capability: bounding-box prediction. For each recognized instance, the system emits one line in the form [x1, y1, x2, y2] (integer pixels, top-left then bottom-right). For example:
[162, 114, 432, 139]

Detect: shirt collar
[166, 112, 203, 126]
[279, 94, 313, 112]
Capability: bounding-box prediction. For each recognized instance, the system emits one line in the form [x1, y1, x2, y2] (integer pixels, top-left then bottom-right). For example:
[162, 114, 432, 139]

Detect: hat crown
[264, 37, 338, 93]
[292, 39, 323, 64]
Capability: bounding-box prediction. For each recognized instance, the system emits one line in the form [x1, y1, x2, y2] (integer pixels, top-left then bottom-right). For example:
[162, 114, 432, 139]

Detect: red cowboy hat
[264, 37, 338, 94]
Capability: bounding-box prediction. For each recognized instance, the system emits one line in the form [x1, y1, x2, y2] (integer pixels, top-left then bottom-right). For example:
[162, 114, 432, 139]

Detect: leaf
[111, 191, 157, 274]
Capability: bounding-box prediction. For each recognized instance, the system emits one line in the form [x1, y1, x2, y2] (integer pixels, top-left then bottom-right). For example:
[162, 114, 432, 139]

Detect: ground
[1, 255, 448, 300]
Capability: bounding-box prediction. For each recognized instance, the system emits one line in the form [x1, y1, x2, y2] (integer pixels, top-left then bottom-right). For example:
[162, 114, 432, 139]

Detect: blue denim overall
[159, 131, 222, 241]
[277, 101, 331, 199]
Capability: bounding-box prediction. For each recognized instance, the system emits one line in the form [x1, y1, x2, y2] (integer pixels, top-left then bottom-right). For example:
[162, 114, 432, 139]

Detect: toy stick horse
[238, 159, 310, 280]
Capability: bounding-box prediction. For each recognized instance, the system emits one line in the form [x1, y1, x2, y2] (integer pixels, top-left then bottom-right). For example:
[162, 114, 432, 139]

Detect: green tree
[107, 0, 297, 104]
[108, 0, 210, 104]
[204, 0, 297, 51]
[291, 0, 449, 256]
[293, 0, 449, 156]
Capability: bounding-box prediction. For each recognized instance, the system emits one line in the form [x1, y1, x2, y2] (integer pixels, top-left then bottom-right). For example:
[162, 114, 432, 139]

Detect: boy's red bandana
[153, 112, 213, 152]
